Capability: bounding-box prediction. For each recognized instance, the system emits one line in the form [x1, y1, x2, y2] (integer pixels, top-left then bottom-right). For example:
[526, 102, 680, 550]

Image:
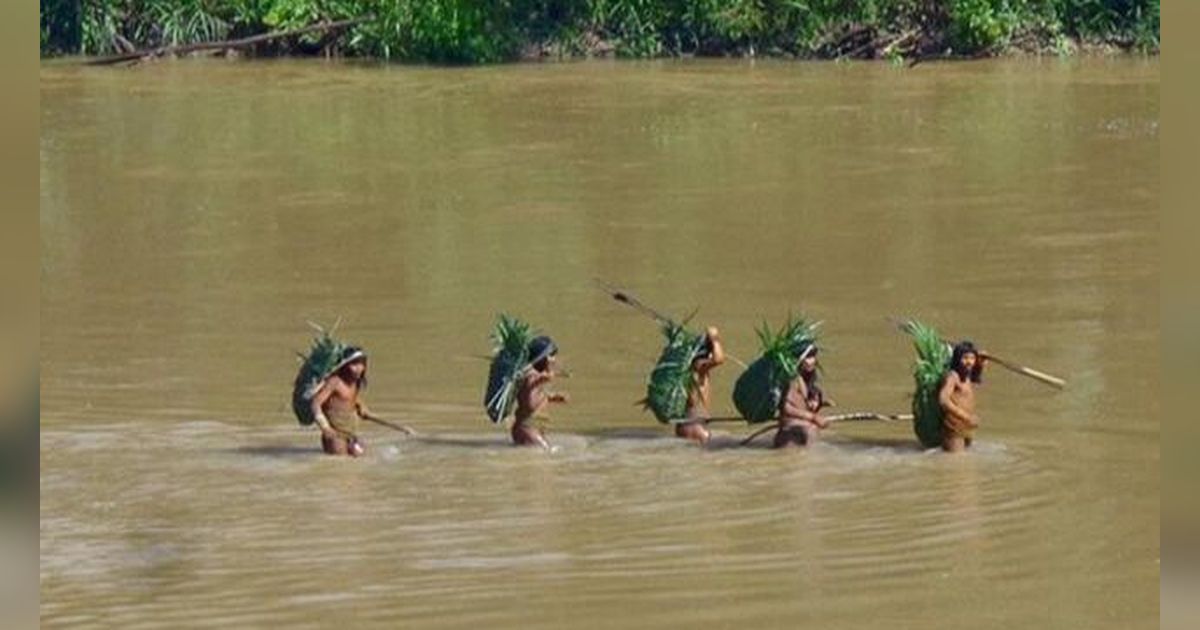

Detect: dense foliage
[42, 0, 1159, 62]
[484, 314, 535, 423]
[900, 318, 952, 449]
[732, 315, 820, 424]
[644, 320, 708, 424]
[291, 325, 352, 426]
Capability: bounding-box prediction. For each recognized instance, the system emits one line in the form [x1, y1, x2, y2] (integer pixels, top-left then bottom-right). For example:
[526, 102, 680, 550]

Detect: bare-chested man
[513, 336, 568, 449]
[674, 326, 726, 445]
[938, 341, 987, 453]
[774, 343, 831, 448]
[310, 346, 371, 457]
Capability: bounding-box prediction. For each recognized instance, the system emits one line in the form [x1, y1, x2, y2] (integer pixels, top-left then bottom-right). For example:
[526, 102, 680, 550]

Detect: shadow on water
[229, 445, 320, 458]
[589, 427, 671, 441]
[825, 435, 927, 452]
[229, 431, 929, 458]
[411, 435, 512, 449]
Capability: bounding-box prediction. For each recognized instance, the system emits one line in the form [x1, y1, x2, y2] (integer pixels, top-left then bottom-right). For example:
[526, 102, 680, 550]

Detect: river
[40, 57, 1159, 629]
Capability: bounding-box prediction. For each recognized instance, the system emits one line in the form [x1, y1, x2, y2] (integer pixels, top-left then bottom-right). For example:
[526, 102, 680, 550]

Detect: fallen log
[85, 16, 374, 66]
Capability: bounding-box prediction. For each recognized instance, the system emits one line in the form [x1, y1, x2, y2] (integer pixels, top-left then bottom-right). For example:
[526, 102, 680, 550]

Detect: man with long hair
[938, 341, 988, 452]
[309, 346, 372, 457]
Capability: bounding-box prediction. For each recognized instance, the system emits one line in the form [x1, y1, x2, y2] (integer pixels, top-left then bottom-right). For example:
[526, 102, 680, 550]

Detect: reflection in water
[41, 58, 1157, 629]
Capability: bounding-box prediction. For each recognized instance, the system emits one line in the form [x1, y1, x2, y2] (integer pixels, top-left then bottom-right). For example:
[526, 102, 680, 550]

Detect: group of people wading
[298, 313, 999, 458]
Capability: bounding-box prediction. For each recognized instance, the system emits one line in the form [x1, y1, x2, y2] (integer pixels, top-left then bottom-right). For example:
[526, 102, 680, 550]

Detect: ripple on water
[42, 419, 1067, 628]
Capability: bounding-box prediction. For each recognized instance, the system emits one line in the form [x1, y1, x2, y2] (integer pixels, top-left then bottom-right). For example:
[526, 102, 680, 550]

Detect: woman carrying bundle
[732, 315, 833, 448]
[900, 319, 993, 453]
[937, 341, 987, 452]
[773, 341, 832, 448]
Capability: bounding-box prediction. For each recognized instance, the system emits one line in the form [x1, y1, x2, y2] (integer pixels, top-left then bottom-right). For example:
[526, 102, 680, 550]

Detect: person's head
[795, 342, 819, 377]
[527, 336, 558, 373]
[335, 346, 368, 387]
[950, 341, 982, 383]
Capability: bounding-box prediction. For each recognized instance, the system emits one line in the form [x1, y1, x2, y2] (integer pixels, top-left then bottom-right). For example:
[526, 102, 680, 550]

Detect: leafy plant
[39, 0, 1160, 59]
[947, 0, 1017, 53]
[291, 323, 352, 426]
[732, 314, 820, 423]
[644, 318, 707, 423]
[484, 314, 536, 423]
[899, 318, 951, 448]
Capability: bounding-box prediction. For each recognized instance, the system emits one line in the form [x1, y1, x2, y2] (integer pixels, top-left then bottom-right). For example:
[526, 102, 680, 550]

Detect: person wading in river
[512, 336, 568, 449]
[309, 346, 373, 457]
[938, 341, 987, 453]
[773, 343, 832, 448]
[675, 326, 725, 445]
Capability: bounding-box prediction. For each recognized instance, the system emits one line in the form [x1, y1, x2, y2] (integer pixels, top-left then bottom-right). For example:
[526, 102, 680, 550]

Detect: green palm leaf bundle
[291, 325, 351, 426]
[901, 318, 952, 448]
[645, 320, 708, 423]
[484, 314, 535, 423]
[732, 315, 820, 423]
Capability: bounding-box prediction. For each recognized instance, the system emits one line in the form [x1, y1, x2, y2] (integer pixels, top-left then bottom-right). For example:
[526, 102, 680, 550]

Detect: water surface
[41, 57, 1159, 629]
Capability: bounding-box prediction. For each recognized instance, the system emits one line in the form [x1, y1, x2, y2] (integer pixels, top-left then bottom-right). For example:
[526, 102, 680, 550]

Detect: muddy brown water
[40, 58, 1158, 629]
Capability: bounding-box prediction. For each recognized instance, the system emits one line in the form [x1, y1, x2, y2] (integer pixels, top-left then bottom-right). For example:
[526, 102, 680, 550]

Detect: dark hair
[528, 336, 558, 372]
[691, 335, 715, 367]
[949, 341, 982, 383]
[337, 346, 368, 389]
[799, 346, 821, 389]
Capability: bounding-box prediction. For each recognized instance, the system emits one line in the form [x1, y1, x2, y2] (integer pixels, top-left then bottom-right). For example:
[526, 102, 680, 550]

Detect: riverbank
[42, 0, 1158, 65]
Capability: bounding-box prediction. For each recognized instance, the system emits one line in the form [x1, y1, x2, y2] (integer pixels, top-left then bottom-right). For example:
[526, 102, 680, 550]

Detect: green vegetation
[484, 314, 535, 423]
[291, 323, 353, 426]
[732, 315, 820, 424]
[42, 1, 1158, 62]
[644, 319, 707, 424]
[900, 318, 951, 449]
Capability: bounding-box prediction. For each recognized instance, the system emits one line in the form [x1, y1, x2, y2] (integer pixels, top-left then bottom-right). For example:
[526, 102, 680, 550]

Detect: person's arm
[356, 401, 417, 435]
[309, 381, 339, 437]
[517, 371, 552, 416]
[797, 379, 831, 427]
[525, 369, 555, 388]
[693, 327, 726, 373]
[781, 382, 820, 424]
[938, 376, 977, 426]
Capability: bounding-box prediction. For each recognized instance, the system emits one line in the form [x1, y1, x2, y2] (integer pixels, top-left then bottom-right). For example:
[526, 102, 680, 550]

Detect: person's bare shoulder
[520, 370, 542, 389]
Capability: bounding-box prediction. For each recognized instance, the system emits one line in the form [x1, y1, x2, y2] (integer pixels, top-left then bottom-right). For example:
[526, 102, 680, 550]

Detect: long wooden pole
[596, 280, 676, 327]
[890, 317, 1065, 389]
[596, 280, 749, 367]
[363, 415, 417, 436]
[978, 353, 1066, 389]
[738, 412, 911, 446]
